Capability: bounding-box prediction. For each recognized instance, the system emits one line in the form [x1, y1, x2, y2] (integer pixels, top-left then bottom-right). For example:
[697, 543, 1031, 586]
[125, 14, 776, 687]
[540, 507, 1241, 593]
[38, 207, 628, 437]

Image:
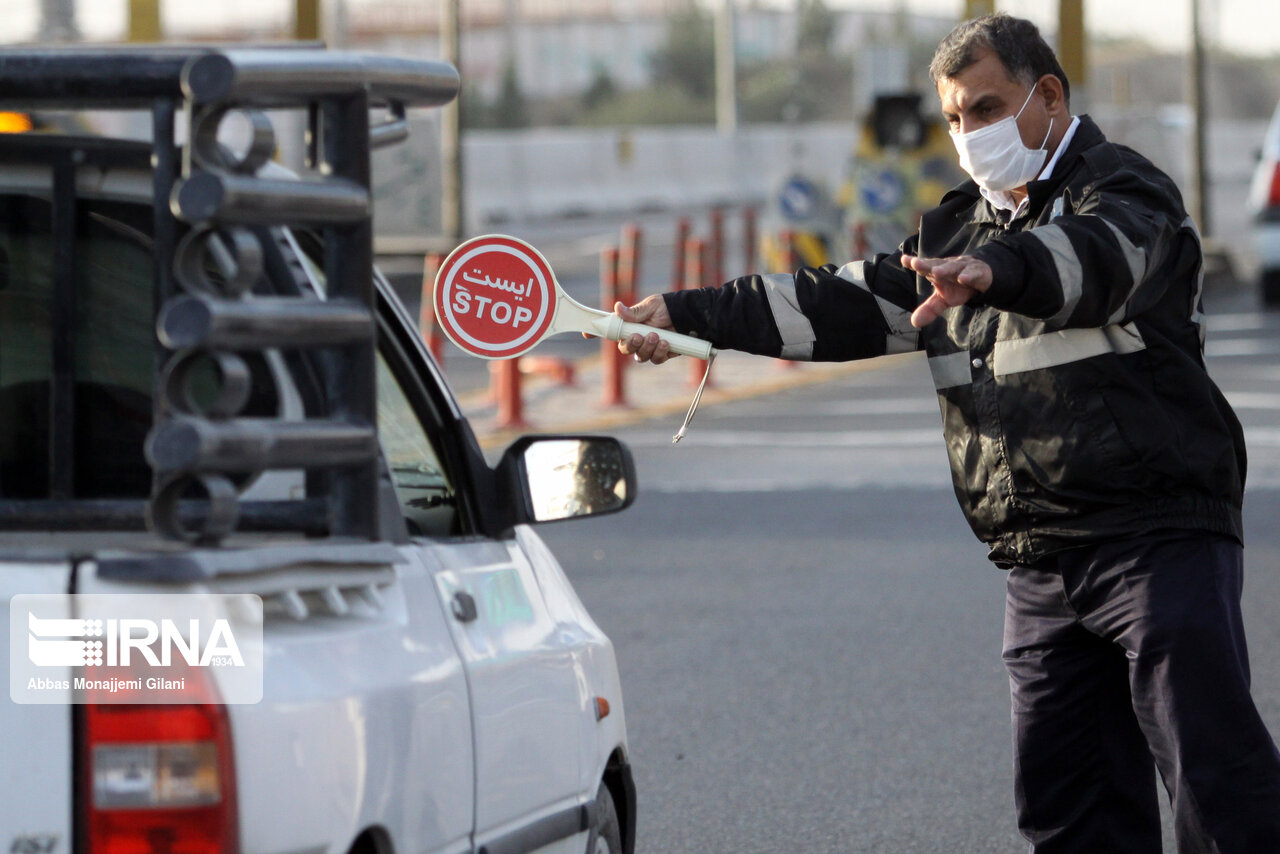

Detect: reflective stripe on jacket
[663, 116, 1245, 565]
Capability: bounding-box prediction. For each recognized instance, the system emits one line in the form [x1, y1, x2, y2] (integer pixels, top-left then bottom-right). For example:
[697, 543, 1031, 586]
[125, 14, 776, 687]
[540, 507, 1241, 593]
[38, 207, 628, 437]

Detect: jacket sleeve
[661, 243, 923, 362]
[971, 148, 1199, 330]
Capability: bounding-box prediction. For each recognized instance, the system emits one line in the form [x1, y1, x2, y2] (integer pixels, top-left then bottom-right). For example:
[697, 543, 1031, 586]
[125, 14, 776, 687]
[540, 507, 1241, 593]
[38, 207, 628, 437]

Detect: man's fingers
[903, 254, 972, 283]
[904, 254, 992, 328]
[927, 259, 968, 284]
[910, 294, 944, 328]
[618, 295, 671, 326]
[905, 254, 992, 292]
[624, 331, 675, 364]
[955, 260, 993, 291]
[903, 254, 957, 273]
[901, 253, 931, 276]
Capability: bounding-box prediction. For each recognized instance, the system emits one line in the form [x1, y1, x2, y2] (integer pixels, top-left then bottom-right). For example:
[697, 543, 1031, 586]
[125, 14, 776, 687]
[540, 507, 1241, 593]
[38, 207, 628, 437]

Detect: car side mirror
[495, 435, 637, 527]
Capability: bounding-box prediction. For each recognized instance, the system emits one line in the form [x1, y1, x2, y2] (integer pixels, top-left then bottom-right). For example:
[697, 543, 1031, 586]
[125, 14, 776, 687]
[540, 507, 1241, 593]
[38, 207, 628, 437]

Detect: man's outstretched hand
[901, 254, 994, 328]
[615, 295, 678, 364]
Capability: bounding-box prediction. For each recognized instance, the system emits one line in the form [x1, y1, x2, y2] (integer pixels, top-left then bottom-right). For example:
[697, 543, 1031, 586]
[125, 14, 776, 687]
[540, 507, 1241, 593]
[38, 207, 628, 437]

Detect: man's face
[936, 47, 1050, 149]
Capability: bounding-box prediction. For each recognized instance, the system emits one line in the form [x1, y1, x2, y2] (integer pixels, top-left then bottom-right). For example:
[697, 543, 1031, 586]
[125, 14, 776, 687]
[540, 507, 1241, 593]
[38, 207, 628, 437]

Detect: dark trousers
[1003, 531, 1280, 853]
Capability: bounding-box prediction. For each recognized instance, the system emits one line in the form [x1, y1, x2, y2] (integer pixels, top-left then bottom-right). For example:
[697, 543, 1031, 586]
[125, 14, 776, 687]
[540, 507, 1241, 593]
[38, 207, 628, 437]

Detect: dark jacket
[663, 116, 1246, 565]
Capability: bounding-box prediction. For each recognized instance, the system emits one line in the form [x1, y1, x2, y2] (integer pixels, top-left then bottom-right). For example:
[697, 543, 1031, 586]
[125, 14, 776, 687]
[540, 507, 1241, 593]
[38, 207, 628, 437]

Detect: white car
[1249, 96, 1280, 306]
[0, 47, 635, 854]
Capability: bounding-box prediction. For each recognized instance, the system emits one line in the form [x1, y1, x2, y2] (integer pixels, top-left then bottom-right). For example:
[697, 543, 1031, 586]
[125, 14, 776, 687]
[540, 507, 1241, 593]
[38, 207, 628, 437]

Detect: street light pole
[295, 0, 322, 41]
[963, 0, 994, 18]
[441, 0, 465, 245]
[39, 0, 79, 41]
[1188, 0, 1210, 235]
[1058, 0, 1086, 110]
[715, 0, 737, 135]
[127, 0, 162, 42]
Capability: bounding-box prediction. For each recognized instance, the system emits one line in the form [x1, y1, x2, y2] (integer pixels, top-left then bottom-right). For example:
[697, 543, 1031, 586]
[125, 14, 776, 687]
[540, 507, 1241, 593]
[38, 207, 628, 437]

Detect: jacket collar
[939, 115, 1107, 226]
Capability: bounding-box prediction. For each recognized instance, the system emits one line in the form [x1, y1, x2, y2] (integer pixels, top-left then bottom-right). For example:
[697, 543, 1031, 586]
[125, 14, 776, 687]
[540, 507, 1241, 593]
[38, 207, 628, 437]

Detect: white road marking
[1205, 313, 1277, 332]
[1225, 392, 1280, 410]
[740, 398, 940, 417]
[1247, 427, 1280, 448]
[625, 429, 944, 448]
[1207, 339, 1280, 357]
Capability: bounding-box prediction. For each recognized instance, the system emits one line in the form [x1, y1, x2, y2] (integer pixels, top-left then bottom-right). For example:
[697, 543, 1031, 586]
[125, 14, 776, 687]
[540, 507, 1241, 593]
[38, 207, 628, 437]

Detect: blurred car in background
[1249, 97, 1280, 306]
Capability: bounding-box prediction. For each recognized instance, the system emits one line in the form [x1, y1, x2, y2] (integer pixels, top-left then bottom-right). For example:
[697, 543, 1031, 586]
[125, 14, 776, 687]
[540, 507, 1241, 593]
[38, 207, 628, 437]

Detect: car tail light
[1268, 161, 1280, 208]
[78, 665, 238, 854]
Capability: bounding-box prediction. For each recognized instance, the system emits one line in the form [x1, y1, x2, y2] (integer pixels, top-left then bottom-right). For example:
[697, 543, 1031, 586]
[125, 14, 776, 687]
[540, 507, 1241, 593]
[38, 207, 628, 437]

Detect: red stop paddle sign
[433, 233, 715, 362]
[433, 235, 558, 360]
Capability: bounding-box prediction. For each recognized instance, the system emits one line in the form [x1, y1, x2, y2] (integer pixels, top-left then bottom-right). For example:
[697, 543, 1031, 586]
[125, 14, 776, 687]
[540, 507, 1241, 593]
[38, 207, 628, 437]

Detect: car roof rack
[0, 46, 459, 546]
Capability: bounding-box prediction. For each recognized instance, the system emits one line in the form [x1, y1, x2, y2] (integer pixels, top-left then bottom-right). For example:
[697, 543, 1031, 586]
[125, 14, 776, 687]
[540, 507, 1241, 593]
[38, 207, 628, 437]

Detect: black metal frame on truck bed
[0, 47, 459, 546]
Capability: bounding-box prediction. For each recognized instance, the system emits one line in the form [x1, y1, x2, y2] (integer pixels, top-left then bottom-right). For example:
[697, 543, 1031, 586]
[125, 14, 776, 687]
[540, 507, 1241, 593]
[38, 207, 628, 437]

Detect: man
[618, 14, 1280, 854]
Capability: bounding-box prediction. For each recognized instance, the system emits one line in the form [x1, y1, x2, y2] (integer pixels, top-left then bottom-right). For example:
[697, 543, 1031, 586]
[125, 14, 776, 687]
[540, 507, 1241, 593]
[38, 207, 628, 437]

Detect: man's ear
[1038, 74, 1067, 116]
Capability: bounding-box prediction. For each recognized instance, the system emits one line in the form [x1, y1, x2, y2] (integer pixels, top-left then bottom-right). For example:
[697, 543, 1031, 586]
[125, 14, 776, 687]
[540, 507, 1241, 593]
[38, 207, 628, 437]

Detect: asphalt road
[537, 290, 1280, 853]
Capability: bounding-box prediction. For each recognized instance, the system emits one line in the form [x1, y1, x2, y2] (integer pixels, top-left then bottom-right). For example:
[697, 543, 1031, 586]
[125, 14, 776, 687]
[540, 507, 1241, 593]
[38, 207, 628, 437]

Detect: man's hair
[929, 14, 1071, 106]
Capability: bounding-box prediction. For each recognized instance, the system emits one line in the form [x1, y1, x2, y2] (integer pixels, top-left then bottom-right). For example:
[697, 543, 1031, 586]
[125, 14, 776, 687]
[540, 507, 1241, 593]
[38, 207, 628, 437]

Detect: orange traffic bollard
[619, 223, 642, 306]
[601, 246, 627, 408]
[852, 222, 869, 259]
[492, 359, 529, 431]
[773, 233, 800, 370]
[672, 217, 691, 291]
[709, 207, 725, 287]
[419, 252, 446, 364]
[682, 237, 711, 389]
[778, 229, 799, 270]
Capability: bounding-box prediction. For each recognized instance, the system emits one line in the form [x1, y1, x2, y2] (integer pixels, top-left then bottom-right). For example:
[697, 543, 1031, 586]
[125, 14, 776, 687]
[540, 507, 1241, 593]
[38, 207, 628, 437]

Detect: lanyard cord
[672, 350, 716, 444]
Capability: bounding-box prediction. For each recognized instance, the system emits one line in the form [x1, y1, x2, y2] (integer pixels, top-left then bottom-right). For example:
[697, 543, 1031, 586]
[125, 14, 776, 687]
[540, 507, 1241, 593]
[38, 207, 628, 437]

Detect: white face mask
[951, 86, 1053, 193]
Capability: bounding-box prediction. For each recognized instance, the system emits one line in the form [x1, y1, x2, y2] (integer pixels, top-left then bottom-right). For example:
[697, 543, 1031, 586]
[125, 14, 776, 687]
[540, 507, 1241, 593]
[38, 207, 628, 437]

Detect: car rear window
[0, 194, 156, 499]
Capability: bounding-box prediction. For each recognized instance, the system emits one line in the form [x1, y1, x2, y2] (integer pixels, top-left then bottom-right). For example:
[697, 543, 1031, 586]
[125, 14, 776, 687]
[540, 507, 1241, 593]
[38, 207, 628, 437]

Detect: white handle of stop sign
[552, 293, 716, 361]
[558, 293, 716, 443]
